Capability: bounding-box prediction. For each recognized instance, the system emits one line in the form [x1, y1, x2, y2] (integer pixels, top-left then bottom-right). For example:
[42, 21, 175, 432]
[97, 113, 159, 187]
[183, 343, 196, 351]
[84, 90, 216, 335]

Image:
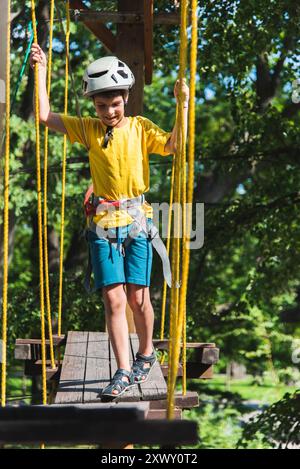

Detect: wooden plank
[149, 391, 199, 410]
[0, 404, 147, 421]
[143, 0, 153, 84]
[74, 401, 150, 417]
[153, 339, 216, 349]
[130, 334, 167, 402]
[72, 11, 181, 25]
[0, 416, 198, 445]
[84, 332, 110, 403]
[187, 363, 214, 379]
[15, 336, 66, 360]
[160, 363, 214, 379]
[195, 347, 220, 365]
[69, 1, 116, 52]
[24, 360, 59, 380]
[154, 340, 219, 366]
[147, 409, 182, 420]
[16, 336, 66, 346]
[15, 344, 31, 360]
[55, 331, 88, 404]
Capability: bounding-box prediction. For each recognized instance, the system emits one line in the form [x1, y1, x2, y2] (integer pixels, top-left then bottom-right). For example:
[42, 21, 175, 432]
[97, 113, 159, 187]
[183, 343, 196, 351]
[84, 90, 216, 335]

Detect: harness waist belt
[84, 193, 172, 292]
[96, 194, 145, 209]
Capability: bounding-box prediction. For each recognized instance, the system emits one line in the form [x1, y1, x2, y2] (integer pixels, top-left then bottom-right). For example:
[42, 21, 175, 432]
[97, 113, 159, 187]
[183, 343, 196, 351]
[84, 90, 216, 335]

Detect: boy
[30, 44, 189, 399]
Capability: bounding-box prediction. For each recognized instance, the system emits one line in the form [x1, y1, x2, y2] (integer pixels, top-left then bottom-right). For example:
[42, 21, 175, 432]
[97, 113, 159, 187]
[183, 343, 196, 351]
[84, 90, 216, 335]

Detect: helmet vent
[111, 73, 118, 83]
[117, 70, 128, 79]
[89, 71, 108, 78]
[118, 61, 125, 67]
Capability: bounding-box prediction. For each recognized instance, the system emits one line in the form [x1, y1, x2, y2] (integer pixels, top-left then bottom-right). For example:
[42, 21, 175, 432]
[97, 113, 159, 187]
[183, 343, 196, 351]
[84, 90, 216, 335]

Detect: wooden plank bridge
[55, 332, 168, 404]
[5, 331, 219, 447]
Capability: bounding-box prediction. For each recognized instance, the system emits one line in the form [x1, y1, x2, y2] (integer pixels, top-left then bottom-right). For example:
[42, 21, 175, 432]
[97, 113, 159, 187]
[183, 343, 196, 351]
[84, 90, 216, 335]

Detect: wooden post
[69, 0, 116, 52]
[126, 302, 136, 333]
[116, 0, 145, 116]
[143, 0, 153, 85]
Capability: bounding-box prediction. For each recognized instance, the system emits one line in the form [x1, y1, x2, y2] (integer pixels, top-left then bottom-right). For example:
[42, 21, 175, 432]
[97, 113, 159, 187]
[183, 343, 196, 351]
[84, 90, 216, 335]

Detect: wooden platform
[0, 403, 198, 445]
[15, 334, 219, 381]
[10, 331, 214, 446]
[55, 331, 167, 404]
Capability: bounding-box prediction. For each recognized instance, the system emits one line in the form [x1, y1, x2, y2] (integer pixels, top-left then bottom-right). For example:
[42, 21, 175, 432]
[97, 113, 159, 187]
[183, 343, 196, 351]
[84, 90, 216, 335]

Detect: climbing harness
[83, 189, 172, 292]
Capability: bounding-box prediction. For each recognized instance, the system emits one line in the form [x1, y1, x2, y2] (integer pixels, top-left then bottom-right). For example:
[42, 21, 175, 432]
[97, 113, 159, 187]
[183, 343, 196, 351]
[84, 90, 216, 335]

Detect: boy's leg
[126, 284, 154, 357]
[102, 283, 132, 394]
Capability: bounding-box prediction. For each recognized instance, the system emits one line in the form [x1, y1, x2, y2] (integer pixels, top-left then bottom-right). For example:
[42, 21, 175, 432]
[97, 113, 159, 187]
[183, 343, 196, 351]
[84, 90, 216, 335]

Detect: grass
[5, 370, 32, 405]
[193, 373, 299, 404]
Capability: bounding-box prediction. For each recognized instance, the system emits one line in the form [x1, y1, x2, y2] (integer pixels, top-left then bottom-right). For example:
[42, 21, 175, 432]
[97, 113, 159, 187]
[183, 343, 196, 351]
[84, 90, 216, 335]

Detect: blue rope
[1, 21, 36, 156]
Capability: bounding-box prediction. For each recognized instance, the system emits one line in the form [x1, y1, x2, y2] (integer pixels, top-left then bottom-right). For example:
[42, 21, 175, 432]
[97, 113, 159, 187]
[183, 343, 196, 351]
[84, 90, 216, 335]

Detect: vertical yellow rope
[167, 0, 189, 420]
[180, 92, 187, 395]
[58, 1, 70, 337]
[31, 0, 47, 407]
[160, 156, 175, 341]
[1, 0, 11, 408]
[183, 0, 198, 394]
[167, 117, 182, 415]
[44, 0, 55, 369]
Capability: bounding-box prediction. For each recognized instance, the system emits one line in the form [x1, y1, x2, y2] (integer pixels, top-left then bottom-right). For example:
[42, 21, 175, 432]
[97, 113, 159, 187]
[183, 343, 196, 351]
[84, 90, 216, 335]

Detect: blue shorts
[87, 221, 153, 290]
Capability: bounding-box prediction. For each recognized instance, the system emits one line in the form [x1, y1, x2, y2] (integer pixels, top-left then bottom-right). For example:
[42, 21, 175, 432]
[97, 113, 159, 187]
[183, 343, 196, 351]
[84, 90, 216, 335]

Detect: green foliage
[238, 390, 300, 448]
[184, 374, 299, 449]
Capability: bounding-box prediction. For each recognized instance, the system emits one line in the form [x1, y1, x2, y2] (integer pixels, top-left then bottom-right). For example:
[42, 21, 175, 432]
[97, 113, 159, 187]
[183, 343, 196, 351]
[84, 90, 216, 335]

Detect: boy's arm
[164, 78, 189, 154]
[30, 43, 67, 134]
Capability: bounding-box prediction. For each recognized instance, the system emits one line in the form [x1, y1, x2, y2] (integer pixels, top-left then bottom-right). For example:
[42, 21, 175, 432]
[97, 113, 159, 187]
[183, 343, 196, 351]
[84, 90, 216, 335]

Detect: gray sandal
[132, 350, 157, 384]
[101, 368, 135, 401]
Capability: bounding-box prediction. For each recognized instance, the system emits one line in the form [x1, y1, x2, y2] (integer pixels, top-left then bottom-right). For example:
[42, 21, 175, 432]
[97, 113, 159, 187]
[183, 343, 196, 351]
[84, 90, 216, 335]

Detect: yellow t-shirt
[60, 114, 172, 228]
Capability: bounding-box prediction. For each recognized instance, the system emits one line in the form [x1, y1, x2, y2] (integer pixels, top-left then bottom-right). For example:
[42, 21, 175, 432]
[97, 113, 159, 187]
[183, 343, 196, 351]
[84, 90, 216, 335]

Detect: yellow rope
[31, 0, 47, 406]
[44, 0, 55, 369]
[180, 90, 187, 395]
[58, 1, 70, 337]
[167, 134, 182, 407]
[182, 0, 198, 394]
[167, 0, 198, 410]
[167, 0, 189, 420]
[1, 0, 11, 408]
[160, 156, 175, 341]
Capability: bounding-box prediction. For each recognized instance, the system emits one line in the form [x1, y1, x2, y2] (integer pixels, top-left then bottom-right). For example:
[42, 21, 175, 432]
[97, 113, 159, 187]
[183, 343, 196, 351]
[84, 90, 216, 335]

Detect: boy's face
[93, 94, 126, 127]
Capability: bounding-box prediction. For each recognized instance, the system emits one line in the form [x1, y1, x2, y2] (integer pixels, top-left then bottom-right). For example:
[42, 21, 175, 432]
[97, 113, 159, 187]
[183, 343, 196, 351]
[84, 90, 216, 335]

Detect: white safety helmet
[82, 56, 135, 97]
